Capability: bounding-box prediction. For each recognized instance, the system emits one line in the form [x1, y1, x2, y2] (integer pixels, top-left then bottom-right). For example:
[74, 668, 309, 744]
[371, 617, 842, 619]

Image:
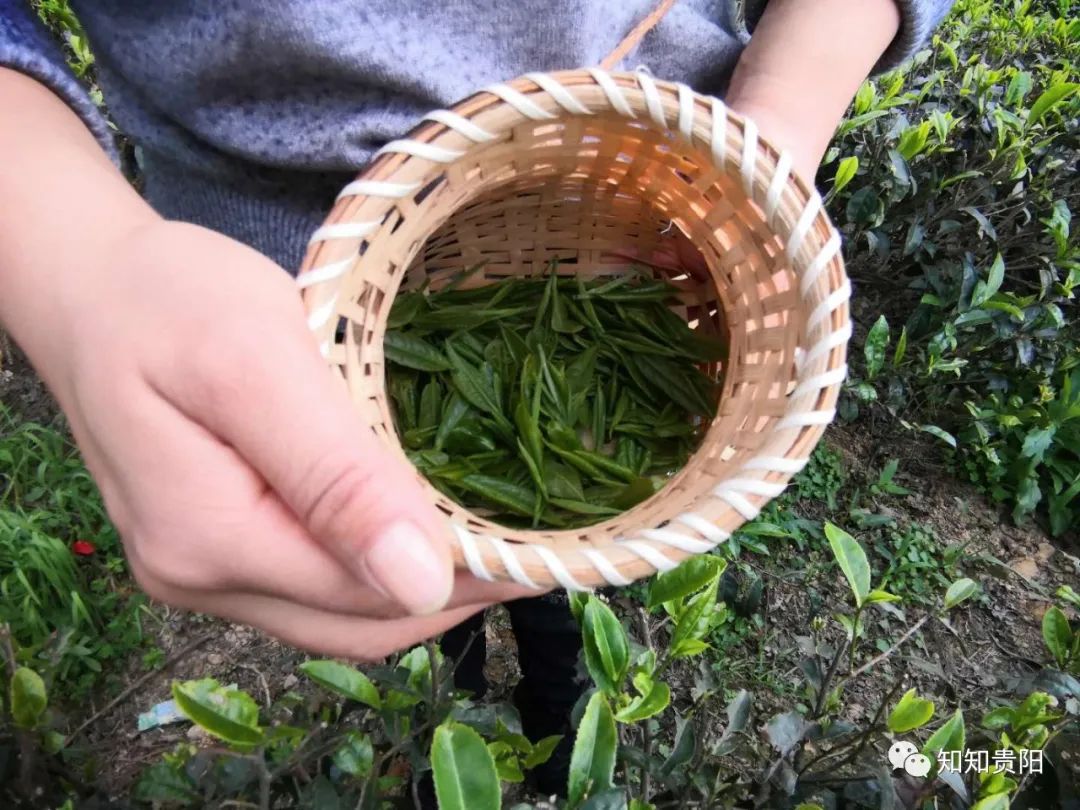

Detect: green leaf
[419, 380, 443, 430]
[171, 679, 263, 747]
[10, 667, 47, 729]
[919, 424, 957, 448]
[971, 794, 1010, 810]
[582, 597, 630, 695]
[384, 332, 452, 371]
[523, 734, 563, 770]
[1042, 606, 1073, 667]
[963, 208, 998, 245]
[569, 591, 589, 624]
[972, 253, 1005, 306]
[133, 762, 199, 804]
[888, 688, 935, 733]
[846, 187, 882, 226]
[853, 80, 875, 115]
[1056, 585, 1080, 610]
[832, 156, 859, 195]
[614, 681, 670, 723]
[458, 474, 538, 517]
[333, 731, 374, 777]
[1021, 427, 1056, 462]
[1005, 70, 1033, 106]
[492, 750, 525, 783]
[414, 305, 528, 331]
[434, 394, 471, 452]
[387, 292, 427, 329]
[300, 660, 381, 709]
[864, 588, 901, 604]
[549, 497, 622, 517]
[445, 345, 510, 430]
[725, 689, 752, 734]
[660, 715, 698, 776]
[897, 121, 931, 160]
[892, 325, 908, 367]
[922, 709, 965, 758]
[670, 638, 709, 658]
[646, 555, 724, 609]
[670, 576, 719, 653]
[568, 692, 618, 807]
[1027, 82, 1079, 126]
[864, 315, 890, 380]
[431, 722, 501, 810]
[824, 522, 870, 607]
[765, 710, 810, 756]
[944, 578, 980, 610]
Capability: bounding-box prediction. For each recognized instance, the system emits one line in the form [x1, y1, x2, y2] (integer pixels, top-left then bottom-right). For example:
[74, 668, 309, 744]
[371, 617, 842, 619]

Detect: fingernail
[365, 521, 452, 615]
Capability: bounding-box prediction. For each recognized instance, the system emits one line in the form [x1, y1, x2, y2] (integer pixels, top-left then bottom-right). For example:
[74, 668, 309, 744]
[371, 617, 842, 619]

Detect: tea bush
[826, 0, 1079, 534]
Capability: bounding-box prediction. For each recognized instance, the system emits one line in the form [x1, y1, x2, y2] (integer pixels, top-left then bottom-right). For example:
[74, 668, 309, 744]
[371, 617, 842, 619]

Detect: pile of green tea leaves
[384, 263, 726, 529]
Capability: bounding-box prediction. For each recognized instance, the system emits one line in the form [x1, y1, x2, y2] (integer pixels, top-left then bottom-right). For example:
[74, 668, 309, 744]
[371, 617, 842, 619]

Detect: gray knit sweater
[1, 1, 952, 271]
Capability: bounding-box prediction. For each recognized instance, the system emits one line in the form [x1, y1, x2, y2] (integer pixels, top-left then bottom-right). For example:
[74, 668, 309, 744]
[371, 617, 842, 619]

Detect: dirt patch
[0, 334, 60, 425]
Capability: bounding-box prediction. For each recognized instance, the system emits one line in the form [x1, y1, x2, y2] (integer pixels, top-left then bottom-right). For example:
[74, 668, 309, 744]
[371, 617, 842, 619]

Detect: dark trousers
[440, 592, 584, 794]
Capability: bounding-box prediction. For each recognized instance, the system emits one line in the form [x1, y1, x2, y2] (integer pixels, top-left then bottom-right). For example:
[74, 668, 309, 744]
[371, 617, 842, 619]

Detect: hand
[725, 0, 903, 184]
[34, 220, 540, 659]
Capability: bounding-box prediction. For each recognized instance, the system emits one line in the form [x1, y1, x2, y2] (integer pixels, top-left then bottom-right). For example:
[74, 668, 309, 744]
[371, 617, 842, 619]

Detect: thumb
[173, 313, 455, 616]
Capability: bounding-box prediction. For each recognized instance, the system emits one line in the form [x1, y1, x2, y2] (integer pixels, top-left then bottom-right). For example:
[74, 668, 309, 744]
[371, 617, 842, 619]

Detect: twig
[799, 772, 880, 784]
[66, 632, 215, 744]
[356, 717, 440, 810]
[255, 754, 272, 810]
[411, 773, 423, 810]
[235, 663, 273, 710]
[812, 640, 847, 720]
[845, 678, 905, 767]
[848, 614, 930, 679]
[1, 625, 39, 796]
[636, 607, 655, 802]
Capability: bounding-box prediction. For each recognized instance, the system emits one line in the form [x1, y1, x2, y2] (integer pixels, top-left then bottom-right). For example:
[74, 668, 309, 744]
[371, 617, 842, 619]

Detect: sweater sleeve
[0, 0, 117, 161]
[742, 0, 957, 73]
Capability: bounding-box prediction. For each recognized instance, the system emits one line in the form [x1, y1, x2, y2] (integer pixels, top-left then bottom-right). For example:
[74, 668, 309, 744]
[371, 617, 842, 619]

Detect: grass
[0, 404, 153, 697]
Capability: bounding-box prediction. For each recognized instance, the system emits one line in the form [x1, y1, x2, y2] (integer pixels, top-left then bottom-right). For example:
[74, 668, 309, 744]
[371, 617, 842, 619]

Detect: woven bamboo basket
[297, 68, 850, 591]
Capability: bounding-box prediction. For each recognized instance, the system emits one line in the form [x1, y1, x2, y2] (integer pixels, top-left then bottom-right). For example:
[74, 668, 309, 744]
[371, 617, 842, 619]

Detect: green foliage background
[826, 0, 1079, 535]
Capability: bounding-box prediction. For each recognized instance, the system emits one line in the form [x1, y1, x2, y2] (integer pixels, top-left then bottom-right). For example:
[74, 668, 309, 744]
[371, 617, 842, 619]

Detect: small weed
[141, 646, 166, 671]
[873, 522, 965, 605]
[791, 444, 846, 509]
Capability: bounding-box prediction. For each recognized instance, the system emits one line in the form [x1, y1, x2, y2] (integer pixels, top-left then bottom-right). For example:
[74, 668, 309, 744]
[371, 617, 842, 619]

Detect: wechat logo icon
[888, 741, 931, 777]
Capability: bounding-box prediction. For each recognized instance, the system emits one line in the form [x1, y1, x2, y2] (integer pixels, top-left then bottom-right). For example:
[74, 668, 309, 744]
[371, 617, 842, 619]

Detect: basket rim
[297, 68, 850, 591]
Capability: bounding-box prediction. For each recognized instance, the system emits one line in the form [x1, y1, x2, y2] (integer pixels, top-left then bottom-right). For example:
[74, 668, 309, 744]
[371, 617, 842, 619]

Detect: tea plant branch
[847, 613, 930, 679]
[799, 771, 879, 785]
[65, 631, 215, 744]
[797, 677, 904, 777]
[355, 634, 477, 810]
[355, 720, 438, 810]
[256, 752, 271, 810]
[0, 624, 38, 798]
[636, 606, 655, 801]
[812, 639, 848, 720]
[842, 677, 905, 768]
[193, 746, 273, 809]
[235, 662, 273, 710]
[268, 727, 352, 783]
